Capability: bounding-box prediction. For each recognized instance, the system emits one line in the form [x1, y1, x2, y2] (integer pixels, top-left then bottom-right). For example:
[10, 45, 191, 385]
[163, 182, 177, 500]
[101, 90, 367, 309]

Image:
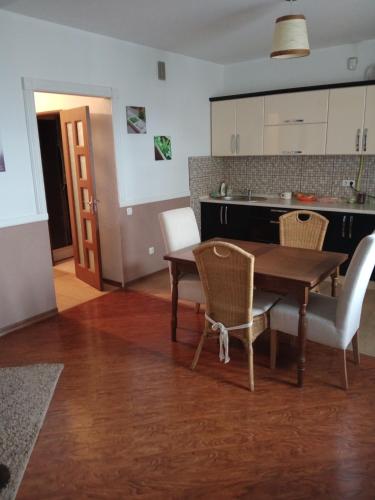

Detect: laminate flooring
[1, 286, 375, 499]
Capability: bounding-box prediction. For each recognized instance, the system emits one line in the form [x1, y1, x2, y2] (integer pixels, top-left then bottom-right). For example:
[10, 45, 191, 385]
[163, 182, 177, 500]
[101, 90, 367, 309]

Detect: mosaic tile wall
[189, 155, 375, 229]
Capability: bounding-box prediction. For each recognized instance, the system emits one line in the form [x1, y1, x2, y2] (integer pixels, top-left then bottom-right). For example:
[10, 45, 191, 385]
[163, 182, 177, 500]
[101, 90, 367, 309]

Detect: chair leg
[340, 350, 349, 390]
[195, 303, 200, 314]
[352, 331, 360, 365]
[247, 342, 255, 392]
[191, 333, 207, 370]
[270, 329, 278, 369]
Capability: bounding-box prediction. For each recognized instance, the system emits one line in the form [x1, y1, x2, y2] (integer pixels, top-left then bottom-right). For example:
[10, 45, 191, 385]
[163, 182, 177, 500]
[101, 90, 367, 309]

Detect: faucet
[247, 189, 252, 200]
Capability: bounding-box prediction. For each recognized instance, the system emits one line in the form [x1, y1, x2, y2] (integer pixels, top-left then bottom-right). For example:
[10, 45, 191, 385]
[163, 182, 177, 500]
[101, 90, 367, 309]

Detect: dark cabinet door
[201, 203, 227, 240]
[319, 210, 375, 279]
[201, 203, 250, 241]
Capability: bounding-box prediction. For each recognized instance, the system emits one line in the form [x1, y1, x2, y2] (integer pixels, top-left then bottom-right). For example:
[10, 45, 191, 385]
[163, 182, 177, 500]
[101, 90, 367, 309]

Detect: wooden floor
[53, 259, 116, 312]
[1, 289, 375, 499]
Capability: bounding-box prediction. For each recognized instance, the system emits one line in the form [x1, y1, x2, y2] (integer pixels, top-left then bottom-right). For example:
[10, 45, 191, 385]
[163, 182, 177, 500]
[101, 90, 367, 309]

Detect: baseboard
[125, 267, 169, 286]
[103, 278, 123, 288]
[53, 246, 73, 262]
[0, 308, 58, 337]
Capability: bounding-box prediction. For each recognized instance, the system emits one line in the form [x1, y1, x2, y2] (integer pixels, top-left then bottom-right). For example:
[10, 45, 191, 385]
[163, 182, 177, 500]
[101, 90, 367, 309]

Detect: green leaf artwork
[154, 136, 172, 161]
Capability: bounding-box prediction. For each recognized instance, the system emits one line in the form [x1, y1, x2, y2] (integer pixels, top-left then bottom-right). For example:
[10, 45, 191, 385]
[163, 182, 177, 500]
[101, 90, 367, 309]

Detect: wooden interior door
[59, 106, 103, 290]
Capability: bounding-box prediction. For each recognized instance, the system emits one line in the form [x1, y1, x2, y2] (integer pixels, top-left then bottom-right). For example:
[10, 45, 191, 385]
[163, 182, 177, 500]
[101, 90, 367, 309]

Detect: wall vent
[157, 61, 166, 81]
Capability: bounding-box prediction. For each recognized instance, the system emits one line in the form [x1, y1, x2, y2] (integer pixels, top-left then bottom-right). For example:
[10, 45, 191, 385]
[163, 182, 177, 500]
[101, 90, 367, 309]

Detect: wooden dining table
[164, 238, 348, 387]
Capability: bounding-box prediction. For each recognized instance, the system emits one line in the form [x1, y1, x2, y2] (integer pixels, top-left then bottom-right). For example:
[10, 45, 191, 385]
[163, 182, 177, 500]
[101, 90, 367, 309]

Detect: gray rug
[0, 364, 63, 500]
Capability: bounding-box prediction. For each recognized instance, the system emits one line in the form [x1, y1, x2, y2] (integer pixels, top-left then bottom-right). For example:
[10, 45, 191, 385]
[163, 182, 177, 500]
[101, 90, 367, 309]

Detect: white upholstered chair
[159, 207, 204, 310]
[270, 233, 375, 389]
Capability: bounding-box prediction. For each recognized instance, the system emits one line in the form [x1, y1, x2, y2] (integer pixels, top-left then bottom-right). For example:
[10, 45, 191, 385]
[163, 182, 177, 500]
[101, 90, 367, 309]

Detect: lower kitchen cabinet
[201, 202, 249, 240]
[201, 202, 375, 280]
[318, 211, 375, 277]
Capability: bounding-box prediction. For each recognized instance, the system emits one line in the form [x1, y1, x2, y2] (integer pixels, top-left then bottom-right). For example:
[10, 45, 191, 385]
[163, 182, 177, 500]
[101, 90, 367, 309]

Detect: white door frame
[22, 77, 124, 285]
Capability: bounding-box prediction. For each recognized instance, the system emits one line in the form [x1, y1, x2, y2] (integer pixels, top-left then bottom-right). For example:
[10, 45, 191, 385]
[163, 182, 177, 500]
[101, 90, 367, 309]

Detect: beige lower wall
[0, 197, 190, 331]
[120, 197, 190, 283]
[0, 221, 56, 331]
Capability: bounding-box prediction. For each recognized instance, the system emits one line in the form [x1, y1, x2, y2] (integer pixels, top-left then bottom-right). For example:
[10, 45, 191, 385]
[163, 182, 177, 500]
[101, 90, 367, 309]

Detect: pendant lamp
[271, 0, 310, 59]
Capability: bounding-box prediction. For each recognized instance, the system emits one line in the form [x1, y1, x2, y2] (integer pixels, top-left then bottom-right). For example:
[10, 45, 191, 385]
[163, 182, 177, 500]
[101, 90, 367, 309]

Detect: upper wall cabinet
[264, 123, 327, 156]
[264, 90, 329, 125]
[326, 87, 366, 155]
[211, 97, 264, 156]
[326, 86, 375, 155]
[363, 86, 375, 155]
[211, 100, 236, 156]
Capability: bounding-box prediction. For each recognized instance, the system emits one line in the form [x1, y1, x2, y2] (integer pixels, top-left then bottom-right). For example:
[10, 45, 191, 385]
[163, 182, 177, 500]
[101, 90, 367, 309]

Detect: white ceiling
[1, 0, 375, 64]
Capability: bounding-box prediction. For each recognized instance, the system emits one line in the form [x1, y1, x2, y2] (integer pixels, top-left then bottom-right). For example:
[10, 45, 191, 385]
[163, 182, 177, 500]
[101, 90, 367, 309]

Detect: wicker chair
[191, 241, 279, 391]
[279, 210, 329, 250]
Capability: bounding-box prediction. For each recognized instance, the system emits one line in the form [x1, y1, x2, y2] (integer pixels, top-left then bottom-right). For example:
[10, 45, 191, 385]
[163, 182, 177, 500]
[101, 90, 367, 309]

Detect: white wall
[0, 10, 223, 228]
[35, 93, 123, 283]
[222, 39, 375, 95]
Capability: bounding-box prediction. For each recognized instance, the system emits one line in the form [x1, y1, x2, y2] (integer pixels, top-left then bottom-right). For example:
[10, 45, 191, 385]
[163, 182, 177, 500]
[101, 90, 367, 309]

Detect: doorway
[34, 92, 123, 311]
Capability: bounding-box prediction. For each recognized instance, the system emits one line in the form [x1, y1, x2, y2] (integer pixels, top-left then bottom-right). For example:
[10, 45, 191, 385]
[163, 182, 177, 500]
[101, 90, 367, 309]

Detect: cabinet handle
[269, 220, 280, 225]
[363, 128, 368, 152]
[356, 129, 361, 152]
[342, 215, 347, 238]
[349, 216, 353, 239]
[225, 206, 228, 225]
[230, 135, 236, 154]
[236, 134, 240, 154]
[283, 119, 304, 123]
[220, 206, 223, 225]
[282, 150, 303, 155]
[270, 209, 288, 213]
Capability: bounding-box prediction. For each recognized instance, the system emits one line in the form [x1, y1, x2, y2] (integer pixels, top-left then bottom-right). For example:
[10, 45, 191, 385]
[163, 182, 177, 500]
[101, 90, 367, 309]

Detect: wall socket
[148, 246, 155, 255]
[342, 179, 355, 187]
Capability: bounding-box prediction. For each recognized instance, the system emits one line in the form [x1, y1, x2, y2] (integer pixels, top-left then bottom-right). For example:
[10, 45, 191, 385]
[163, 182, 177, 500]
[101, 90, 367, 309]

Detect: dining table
[164, 238, 348, 387]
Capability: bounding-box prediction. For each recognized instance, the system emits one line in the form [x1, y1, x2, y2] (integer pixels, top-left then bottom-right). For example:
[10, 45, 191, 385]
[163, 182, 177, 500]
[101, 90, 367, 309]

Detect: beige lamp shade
[271, 15, 310, 59]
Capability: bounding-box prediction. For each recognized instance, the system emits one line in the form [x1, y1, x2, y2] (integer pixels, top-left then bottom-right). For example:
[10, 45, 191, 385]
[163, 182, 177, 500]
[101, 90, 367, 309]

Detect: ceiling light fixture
[271, 0, 310, 59]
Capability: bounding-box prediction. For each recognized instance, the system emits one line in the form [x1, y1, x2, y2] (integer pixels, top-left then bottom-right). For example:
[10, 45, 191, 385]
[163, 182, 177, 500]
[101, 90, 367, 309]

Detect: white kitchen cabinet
[326, 87, 366, 155]
[363, 86, 375, 155]
[236, 98, 264, 155]
[264, 90, 329, 126]
[264, 123, 327, 155]
[211, 100, 236, 156]
[211, 97, 264, 156]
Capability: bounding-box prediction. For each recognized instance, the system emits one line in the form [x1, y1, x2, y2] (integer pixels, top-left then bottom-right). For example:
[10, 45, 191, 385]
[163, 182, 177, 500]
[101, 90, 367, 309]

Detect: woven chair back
[279, 210, 329, 250]
[193, 241, 254, 328]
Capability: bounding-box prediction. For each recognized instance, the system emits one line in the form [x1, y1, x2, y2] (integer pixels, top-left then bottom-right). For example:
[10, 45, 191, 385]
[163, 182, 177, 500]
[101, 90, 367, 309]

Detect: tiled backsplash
[189, 155, 375, 229]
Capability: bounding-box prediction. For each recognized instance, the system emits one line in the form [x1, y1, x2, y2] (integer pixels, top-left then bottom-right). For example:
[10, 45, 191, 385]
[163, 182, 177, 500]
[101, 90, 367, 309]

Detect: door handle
[356, 129, 361, 152]
[225, 206, 228, 225]
[362, 128, 368, 152]
[220, 206, 223, 225]
[349, 216, 353, 239]
[236, 134, 240, 154]
[230, 134, 236, 154]
[342, 215, 347, 238]
[283, 119, 304, 123]
[88, 196, 98, 214]
[269, 220, 280, 225]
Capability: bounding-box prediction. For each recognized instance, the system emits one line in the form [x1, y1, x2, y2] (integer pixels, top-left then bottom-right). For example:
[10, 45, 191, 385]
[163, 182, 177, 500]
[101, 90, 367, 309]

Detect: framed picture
[0, 134, 5, 172]
[126, 106, 147, 134]
[154, 136, 172, 161]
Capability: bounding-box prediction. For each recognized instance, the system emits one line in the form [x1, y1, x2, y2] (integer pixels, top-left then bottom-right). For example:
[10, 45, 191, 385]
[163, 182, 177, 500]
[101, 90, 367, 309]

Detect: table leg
[331, 267, 339, 298]
[171, 261, 179, 342]
[297, 288, 309, 387]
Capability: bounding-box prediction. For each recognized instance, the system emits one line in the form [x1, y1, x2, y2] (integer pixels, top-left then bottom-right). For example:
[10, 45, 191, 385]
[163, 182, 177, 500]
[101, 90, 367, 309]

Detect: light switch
[126, 207, 133, 216]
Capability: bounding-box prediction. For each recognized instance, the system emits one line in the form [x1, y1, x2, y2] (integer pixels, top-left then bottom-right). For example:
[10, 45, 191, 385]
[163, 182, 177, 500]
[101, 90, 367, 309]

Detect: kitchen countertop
[200, 195, 375, 215]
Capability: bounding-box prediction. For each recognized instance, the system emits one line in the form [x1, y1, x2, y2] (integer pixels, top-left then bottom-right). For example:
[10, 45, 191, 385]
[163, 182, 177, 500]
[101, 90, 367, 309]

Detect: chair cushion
[252, 291, 281, 317]
[179, 274, 204, 304]
[270, 292, 344, 349]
